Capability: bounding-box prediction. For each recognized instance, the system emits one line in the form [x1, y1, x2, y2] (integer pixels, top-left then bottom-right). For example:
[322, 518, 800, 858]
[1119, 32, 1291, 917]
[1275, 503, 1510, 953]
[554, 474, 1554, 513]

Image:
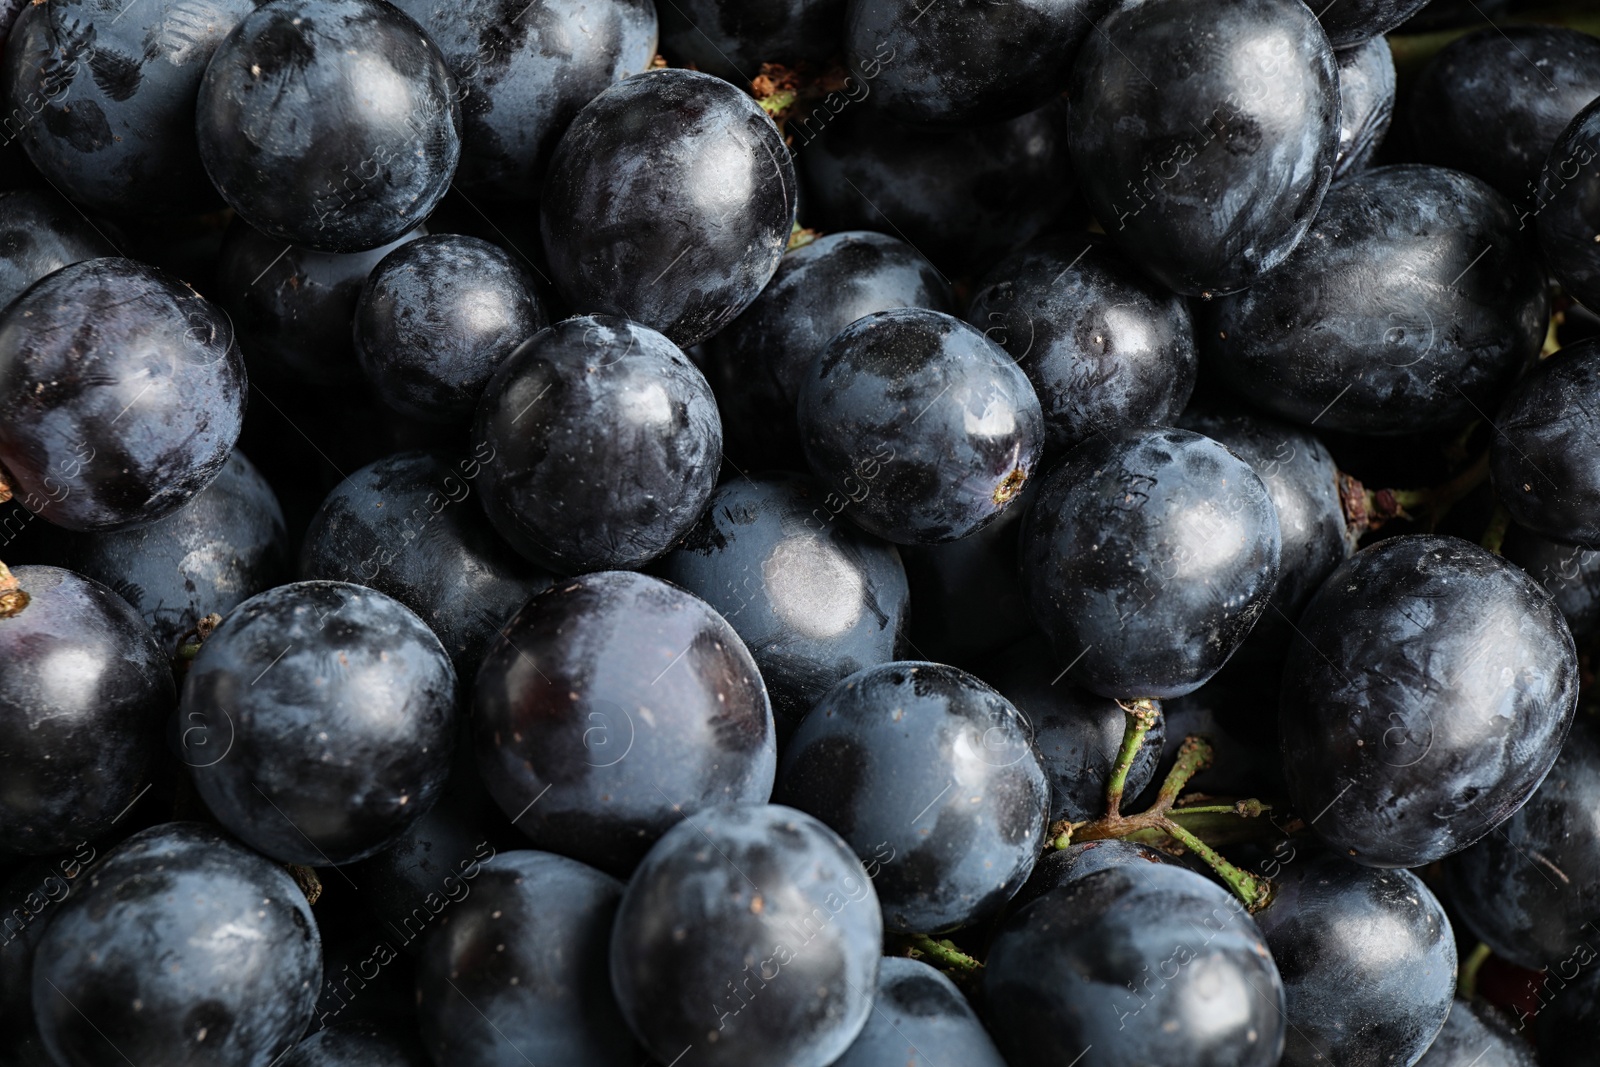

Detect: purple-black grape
[0, 189, 114, 308]
[1317, 0, 1431, 48]
[1421, 999, 1537, 1067]
[280, 1019, 429, 1066]
[1537, 97, 1600, 313]
[1489, 337, 1600, 547]
[828, 957, 1006, 1067]
[1333, 36, 1395, 183]
[1502, 522, 1600, 639]
[659, 0, 842, 84]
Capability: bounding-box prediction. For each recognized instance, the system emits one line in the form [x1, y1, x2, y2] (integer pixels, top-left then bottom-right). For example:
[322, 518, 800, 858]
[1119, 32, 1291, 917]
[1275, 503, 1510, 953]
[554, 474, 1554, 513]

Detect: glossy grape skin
[796, 101, 1075, 275]
[540, 68, 795, 348]
[32, 822, 321, 1067]
[609, 803, 882, 1067]
[58, 450, 288, 655]
[829, 957, 1005, 1067]
[965, 235, 1197, 455]
[473, 315, 722, 574]
[0, 852, 93, 1030]
[299, 450, 552, 676]
[214, 218, 425, 387]
[1067, 0, 1337, 297]
[0, 566, 173, 856]
[414, 851, 635, 1066]
[1502, 522, 1600, 638]
[984, 863, 1286, 1067]
[843, 0, 1109, 128]
[388, 0, 655, 201]
[182, 581, 458, 866]
[796, 307, 1044, 545]
[1, 0, 254, 217]
[281, 1020, 428, 1067]
[1253, 852, 1455, 1067]
[1205, 166, 1549, 436]
[1177, 404, 1351, 664]
[1011, 839, 1173, 911]
[776, 662, 1048, 933]
[1420, 999, 1537, 1067]
[1280, 535, 1578, 869]
[1489, 338, 1600, 547]
[1408, 27, 1600, 201]
[1445, 716, 1600, 969]
[979, 637, 1165, 824]
[196, 0, 461, 253]
[0, 189, 114, 308]
[1317, 0, 1431, 48]
[702, 230, 952, 469]
[1537, 98, 1600, 312]
[655, 473, 909, 740]
[659, 0, 842, 83]
[1333, 37, 1395, 183]
[473, 571, 775, 875]
[1019, 426, 1282, 700]
[0, 257, 246, 532]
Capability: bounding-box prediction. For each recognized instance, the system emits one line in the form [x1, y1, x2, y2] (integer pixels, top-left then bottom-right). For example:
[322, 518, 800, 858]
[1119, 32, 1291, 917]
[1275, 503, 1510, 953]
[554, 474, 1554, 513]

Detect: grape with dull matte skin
[1489, 338, 1600, 547]
[195, 0, 461, 253]
[654, 472, 909, 741]
[2, 0, 255, 217]
[1445, 716, 1600, 970]
[776, 661, 1049, 933]
[0, 189, 114, 309]
[1420, 1000, 1537, 1067]
[844, 0, 1110, 128]
[702, 230, 952, 470]
[389, 0, 656, 201]
[1066, 0, 1338, 297]
[1018, 426, 1282, 700]
[354, 234, 547, 426]
[0, 257, 245, 532]
[31, 822, 321, 1067]
[473, 570, 775, 876]
[1502, 522, 1600, 638]
[828, 957, 1006, 1067]
[1537, 98, 1600, 313]
[984, 863, 1286, 1067]
[609, 803, 882, 1067]
[414, 851, 636, 1066]
[965, 235, 1197, 455]
[473, 315, 722, 574]
[0, 566, 173, 856]
[1334, 37, 1395, 183]
[1252, 852, 1456, 1067]
[659, 0, 843, 84]
[182, 580, 458, 866]
[795, 307, 1044, 545]
[58, 450, 289, 655]
[1408, 27, 1600, 201]
[540, 68, 795, 348]
[1205, 166, 1549, 436]
[1280, 535, 1578, 869]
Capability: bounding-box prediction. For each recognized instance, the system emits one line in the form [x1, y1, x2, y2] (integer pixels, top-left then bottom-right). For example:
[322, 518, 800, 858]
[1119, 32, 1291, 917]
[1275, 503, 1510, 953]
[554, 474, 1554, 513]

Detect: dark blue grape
[195, 0, 461, 253]
[1502, 522, 1600, 638]
[1067, 0, 1338, 296]
[2, 0, 254, 216]
[414, 851, 636, 1066]
[1253, 852, 1455, 1067]
[655, 472, 909, 740]
[58, 449, 288, 655]
[31, 822, 321, 1067]
[1280, 534, 1578, 868]
[1537, 97, 1600, 312]
[1536, 964, 1600, 1065]
[1490, 337, 1600, 547]
[473, 570, 775, 875]
[776, 661, 1048, 933]
[984, 862, 1285, 1067]
[0, 189, 113, 308]
[1421, 999, 1537, 1067]
[660, 0, 841, 83]
[281, 1020, 428, 1066]
[0, 565, 173, 856]
[298, 449, 551, 675]
[473, 315, 722, 573]
[609, 803, 882, 1067]
[965, 235, 1197, 455]
[1318, 0, 1431, 48]
[390, 0, 655, 201]
[182, 580, 458, 866]
[702, 230, 952, 469]
[1018, 426, 1282, 699]
[1333, 37, 1395, 183]
[0, 257, 245, 531]
[828, 956, 1005, 1067]
[0, 850, 93, 1027]
[1204, 166, 1548, 435]
[540, 68, 795, 348]
[1011, 839, 1173, 910]
[795, 307, 1044, 545]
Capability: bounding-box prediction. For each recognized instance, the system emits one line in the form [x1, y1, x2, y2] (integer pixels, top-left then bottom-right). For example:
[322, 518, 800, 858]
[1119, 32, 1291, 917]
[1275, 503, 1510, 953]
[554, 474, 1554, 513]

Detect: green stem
[1160, 817, 1272, 912]
[904, 934, 983, 974]
[1152, 735, 1214, 812]
[1105, 698, 1160, 817]
[1482, 504, 1511, 556]
[1459, 942, 1492, 1000]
